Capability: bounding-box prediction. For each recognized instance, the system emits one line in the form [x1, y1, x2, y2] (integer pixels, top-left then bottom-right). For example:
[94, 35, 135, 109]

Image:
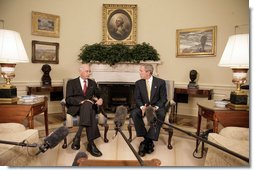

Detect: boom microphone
[72, 151, 88, 166]
[36, 126, 69, 155]
[0, 139, 37, 147]
[114, 105, 128, 128]
[114, 105, 145, 166]
[145, 106, 157, 126]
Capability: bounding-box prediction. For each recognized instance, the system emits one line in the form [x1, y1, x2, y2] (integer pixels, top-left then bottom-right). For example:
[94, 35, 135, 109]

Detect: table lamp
[0, 29, 29, 103]
[218, 34, 249, 109]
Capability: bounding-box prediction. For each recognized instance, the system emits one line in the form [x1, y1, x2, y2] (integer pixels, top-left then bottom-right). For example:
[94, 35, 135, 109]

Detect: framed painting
[176, 26, 217, 57]
[32, 11, 60, 38]
[102, 4, 137, 45]
[32, 40, 59, 64]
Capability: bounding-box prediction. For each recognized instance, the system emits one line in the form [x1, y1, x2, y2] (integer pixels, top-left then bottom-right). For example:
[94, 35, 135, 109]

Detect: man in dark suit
[131, 64, 167, 157]
[65, 63, 103, 157]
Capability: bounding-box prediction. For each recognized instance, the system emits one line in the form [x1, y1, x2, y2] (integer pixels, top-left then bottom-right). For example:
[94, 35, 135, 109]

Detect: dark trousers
[131, 108, 165, 141]
[79, 101, 100, 141]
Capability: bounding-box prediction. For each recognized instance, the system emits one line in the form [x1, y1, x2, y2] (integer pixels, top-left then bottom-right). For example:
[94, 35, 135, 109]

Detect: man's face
[139, 66, 150, 79]
[80, 64, 91, 79]
[115, 17, 123, 27]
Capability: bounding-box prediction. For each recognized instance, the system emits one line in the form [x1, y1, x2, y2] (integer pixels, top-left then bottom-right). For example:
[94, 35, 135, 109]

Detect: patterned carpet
[25, 113, 207, 166]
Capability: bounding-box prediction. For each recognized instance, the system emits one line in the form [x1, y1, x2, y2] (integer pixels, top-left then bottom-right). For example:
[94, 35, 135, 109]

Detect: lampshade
[0, 29, 29, 63]
[218, 34, 249, 68]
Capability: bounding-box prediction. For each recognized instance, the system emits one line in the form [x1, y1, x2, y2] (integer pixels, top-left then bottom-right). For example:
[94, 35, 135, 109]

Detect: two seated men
[65, 63, 167, 157]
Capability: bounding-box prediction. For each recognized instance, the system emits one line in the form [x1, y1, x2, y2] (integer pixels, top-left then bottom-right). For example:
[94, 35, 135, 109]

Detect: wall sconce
[218, 33, 249, 109]
[0, 29, 29, 102]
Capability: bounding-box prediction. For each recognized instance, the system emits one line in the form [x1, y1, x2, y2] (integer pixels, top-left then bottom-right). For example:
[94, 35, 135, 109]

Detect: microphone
[113, 105, 145, 166]
[36, 126, 69, 155]
[72, 151, 88, 166]
[145, 105, 157, 126]
[114, 105, 128, 128]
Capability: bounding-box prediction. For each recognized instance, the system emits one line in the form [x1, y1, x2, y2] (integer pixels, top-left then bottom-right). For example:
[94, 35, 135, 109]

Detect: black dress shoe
[146, 141, 154, 154]
[71, 137, 80, 150]
[87, 142, 102, 157]
[138, 141, 146, 157]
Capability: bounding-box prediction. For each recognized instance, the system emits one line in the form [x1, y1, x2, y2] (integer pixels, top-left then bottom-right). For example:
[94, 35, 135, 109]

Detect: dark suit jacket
[134, 76, 167, 109]
[65, 77, 101, 116]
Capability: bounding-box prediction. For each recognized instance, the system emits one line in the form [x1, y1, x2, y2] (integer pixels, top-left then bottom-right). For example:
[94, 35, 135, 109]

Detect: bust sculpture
[188, 70, 199, 89]
[41, 64, 51, 87]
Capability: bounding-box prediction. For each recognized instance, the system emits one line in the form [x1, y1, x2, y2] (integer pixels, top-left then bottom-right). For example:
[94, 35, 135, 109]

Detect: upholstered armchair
[61, 78, 109, 149]
[205, 127, 249, 166]
[127, 80, 176, 149]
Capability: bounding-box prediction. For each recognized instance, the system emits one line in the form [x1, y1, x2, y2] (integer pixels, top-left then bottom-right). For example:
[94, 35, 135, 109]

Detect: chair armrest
[165, 99, 176, 112]
[169, 99, 176, 106]
[219, 127, 249, 141]
[60, 98, 66, 106]
[60, 99, 67, 116]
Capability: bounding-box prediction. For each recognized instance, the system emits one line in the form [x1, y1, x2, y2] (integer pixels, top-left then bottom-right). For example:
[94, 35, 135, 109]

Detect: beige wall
[0, 0, 249, 114]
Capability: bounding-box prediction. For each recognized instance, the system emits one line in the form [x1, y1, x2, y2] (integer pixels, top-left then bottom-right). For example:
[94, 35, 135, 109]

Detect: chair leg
[172, 105, 177, 123]
[103, 124, 109, 143]
[167, 127, 173, 150]
[62, 137, 68, 149]
[127, 124, 132, 142]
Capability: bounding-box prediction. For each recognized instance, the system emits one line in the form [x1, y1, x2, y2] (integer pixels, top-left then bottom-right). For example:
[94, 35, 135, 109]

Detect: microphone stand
[0, 140, 37, 147]
[115, 126, 145, 166]
[155, 119, 249, 163]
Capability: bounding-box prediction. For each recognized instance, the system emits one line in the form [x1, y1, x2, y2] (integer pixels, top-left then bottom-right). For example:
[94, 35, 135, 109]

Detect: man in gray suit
[131, 64, 167, 157]
[65, 63, 103, 157]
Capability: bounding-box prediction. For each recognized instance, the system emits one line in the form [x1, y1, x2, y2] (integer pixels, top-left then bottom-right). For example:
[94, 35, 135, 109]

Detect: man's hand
[95, 98, 103, 106]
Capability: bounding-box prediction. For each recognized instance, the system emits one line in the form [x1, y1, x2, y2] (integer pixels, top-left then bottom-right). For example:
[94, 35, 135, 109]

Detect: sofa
[0, 123, 58, 166]
[204, 127, 249, 166]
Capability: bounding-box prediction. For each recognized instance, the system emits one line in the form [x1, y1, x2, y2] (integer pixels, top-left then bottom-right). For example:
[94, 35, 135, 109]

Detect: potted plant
[130, 42, 160, 62]
[78, 42, 160, 65]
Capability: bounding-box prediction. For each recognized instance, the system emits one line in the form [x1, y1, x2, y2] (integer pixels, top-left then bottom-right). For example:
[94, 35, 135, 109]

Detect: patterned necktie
[146, 80, 151, 100]
[83, 80, 87, 96]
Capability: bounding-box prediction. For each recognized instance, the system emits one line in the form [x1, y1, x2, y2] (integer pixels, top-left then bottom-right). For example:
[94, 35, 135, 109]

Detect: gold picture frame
[32, 40, 59, 64]
[102, 4, 137, 45]
[32, 11, 60, 38]
[176, 26, 217, 57]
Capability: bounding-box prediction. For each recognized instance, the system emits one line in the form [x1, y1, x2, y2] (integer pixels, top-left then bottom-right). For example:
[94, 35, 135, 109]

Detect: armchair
[127, 80, 176, 149]
[205, 127, 249, 166]
[61, 78, 109, 149]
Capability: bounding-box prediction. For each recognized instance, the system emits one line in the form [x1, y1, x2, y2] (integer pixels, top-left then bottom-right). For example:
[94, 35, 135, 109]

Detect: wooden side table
[0, 97, 49, 136]
[27, 86, 63, 101]
[195, 100, 249, 151]
[174, 88, 213, 113]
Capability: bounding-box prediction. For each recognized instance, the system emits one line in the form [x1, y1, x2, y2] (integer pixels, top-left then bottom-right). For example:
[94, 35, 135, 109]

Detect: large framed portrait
[176, 26, 217, 57]
[32, 40, 59, 64]
[32, 11, 60, 38]
[102, 4, 137, 45]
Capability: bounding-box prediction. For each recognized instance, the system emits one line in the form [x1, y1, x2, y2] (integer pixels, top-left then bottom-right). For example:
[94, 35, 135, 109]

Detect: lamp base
[0, 97, 19, 104]
[230, 91, 248, 105]
[0, 87, 17, 98]
[226, 103, 249, 111]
